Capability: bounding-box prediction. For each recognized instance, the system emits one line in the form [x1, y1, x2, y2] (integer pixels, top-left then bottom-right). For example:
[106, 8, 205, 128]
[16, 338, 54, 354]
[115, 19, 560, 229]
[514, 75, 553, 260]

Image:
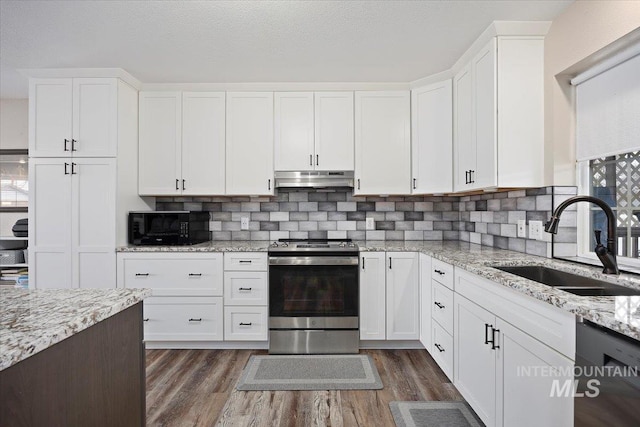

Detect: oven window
[270, 265, 358, 317]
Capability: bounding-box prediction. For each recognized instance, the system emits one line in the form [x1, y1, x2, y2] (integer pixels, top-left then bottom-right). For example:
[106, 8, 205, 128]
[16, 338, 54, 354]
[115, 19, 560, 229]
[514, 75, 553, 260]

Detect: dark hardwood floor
[145, 349, 463, 426]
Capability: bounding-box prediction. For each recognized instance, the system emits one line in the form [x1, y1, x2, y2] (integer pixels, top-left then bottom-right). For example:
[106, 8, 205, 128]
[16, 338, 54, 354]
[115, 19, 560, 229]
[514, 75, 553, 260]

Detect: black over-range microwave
[128, 211, 210, 245]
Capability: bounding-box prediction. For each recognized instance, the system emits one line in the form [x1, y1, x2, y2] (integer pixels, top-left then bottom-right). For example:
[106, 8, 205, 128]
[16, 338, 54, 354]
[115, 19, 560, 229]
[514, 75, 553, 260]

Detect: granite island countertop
[0, 288, 151, 371]
[116, 240, 640, 341]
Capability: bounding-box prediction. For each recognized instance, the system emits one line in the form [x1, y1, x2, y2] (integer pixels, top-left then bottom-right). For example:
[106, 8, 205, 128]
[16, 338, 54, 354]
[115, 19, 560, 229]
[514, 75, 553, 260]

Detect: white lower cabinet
[117, 252, 224, 342]
[453, 269, 575, 427]
[431, 321, 454, 379]
[359, 252, 419, 341]
[143, 296, 223, 341]
[223, 252, 268, 341]
[224, 306, 268, 341]
[418, 254, 432, 350]
[359, 252, 387, 340]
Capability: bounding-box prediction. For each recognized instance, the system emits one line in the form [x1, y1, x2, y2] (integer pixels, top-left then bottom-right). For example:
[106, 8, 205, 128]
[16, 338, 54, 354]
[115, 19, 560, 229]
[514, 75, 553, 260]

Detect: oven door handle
[268, 257, 359, 266]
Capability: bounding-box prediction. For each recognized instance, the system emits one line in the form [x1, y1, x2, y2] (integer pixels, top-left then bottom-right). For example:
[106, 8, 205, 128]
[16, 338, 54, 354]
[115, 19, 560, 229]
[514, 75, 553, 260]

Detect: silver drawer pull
[238, 260, 252, 264]
[135, 273, 149, 277]
[239, 322, 252, 326]
[434, 269, 445, 275]
[188, 318, 202, 322]
[143, 318, 149, 322]
[238, 287, 252, 291]
[434, 302, 445, 309]
[188, 273, 202, 276]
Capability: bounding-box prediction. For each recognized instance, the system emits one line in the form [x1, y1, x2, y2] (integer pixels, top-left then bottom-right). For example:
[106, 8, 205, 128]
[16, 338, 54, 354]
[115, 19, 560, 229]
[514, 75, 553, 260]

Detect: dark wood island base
[1, 303, 145, 427]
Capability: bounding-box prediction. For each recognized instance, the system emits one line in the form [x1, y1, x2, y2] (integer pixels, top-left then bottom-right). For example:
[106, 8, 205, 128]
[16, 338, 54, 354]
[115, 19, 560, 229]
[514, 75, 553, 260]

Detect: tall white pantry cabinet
[28, 76, 150, 289]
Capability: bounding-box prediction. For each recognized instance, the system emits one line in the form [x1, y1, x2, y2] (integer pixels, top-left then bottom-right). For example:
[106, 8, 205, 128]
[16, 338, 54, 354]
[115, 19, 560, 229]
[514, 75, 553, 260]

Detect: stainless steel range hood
[274, 171, 354, 188]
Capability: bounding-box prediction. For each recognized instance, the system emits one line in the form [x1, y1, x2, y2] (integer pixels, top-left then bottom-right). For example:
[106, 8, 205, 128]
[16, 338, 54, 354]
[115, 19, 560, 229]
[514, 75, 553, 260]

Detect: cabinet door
[29, 158, 72, 288]
[72, 78, 117, 157]
[472, 38, 498, 190]
[315, 92, 354, 171]
[182, 92, 226, 195]
[359, 252, 386, 340]
[71, 158, 116, 288]
[274, 92, 314, 171]
[497, 319, 573, 427]
[29, 79, 73, 157]
[411, 81, 453, 194]
[386, 252, 419, 340]
[354, 91, 410, 195]
[453, 65, 474, 192]
[138, 92, 182, 195]
[454, 294, 497, 427]
[419, 254, 432, 349]
[226, 92, 274, 195]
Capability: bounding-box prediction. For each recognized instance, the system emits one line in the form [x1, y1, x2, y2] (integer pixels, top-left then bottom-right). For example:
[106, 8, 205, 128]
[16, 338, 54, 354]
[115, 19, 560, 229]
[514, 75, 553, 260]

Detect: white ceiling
[0, 0, 572, 98]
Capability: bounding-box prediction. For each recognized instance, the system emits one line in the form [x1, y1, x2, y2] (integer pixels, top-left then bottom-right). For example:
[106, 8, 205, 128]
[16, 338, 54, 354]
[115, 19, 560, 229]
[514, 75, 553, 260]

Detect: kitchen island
[0, 288, 150, 427]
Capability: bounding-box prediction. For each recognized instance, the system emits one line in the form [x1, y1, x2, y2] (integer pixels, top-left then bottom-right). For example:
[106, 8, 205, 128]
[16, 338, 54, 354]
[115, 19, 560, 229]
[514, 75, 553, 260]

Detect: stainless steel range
[268, 239, 359, 354]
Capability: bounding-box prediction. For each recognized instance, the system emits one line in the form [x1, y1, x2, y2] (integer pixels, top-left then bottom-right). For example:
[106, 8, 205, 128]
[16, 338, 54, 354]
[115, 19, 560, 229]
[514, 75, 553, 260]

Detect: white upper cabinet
[354, 91, 411, 195]
[30, 78, 117, 157]
[275, 91, 354, 171]
[411, 80, 453, 194]
[138, 91, 226, 195]
[274, 92, 315, 171]
[138, 92, 182, 195]
[226, 92, 274, 195]
[453, 36, 545, 192]
[181, 92, 226, 195]
[314, 92, 354, 171]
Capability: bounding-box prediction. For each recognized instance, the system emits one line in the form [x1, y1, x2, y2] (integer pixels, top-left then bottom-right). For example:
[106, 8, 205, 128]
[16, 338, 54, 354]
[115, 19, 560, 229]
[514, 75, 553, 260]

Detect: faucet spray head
[544, 216, 560, 234]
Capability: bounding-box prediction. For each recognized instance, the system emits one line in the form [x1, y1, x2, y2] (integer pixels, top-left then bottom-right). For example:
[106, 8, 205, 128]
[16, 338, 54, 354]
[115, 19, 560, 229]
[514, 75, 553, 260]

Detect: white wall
[544, 1, 640, 185]
[1, 99, 28, 150]
[1, 99, 29, 236]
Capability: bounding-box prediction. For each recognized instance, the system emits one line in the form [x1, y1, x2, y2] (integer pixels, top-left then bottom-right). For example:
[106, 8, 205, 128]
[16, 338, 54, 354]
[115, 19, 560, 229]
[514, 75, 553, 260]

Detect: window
[589, 151, 640, 259]
[0, 150, 28, 212]
[574, 47, 640, 268]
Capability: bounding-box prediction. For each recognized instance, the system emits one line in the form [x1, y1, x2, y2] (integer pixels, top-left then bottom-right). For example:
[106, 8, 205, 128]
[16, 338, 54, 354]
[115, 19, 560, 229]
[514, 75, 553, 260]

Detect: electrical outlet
[529, 220, 543, 240]
[240, 217, 249, 230]
[366, 218, 375, 230]
[517, 220, 527, 238]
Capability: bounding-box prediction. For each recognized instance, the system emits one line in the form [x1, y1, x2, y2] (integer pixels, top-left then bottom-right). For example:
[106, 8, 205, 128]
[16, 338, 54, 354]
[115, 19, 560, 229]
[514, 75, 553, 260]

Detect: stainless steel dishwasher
[575, 320, 640, 426]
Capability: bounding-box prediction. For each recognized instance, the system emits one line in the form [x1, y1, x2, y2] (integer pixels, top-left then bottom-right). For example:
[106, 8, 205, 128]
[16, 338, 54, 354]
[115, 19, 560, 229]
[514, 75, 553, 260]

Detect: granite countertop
[116, 241, 271, 252]
[115, 240, 640, 341]
[0, 288, 151, 371]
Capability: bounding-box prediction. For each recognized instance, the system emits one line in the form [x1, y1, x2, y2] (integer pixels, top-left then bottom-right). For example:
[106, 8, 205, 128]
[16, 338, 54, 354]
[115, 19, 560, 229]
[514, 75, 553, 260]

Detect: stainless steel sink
[493, 265, 639, 296]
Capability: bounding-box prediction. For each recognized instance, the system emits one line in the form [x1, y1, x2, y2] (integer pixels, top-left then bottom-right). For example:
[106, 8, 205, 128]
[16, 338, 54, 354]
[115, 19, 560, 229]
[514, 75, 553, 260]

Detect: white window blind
[575, 52, 640, 161]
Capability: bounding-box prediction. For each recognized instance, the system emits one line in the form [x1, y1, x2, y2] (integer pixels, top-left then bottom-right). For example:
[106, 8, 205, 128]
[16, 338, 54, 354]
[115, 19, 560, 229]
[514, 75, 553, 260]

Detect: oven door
[269, 255, 359, 326]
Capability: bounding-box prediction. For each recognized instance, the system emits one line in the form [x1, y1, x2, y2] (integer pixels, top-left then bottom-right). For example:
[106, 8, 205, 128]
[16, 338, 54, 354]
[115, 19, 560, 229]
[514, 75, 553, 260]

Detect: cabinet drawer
[432, 281, 454, 333]
[224, 252, 267, 271]
[432, 321, 454, 380]
[143, 296, 223, 341]
[224, 271, 268, 305]
[432, 258, 454, 289]
[224, 306, 268, 341]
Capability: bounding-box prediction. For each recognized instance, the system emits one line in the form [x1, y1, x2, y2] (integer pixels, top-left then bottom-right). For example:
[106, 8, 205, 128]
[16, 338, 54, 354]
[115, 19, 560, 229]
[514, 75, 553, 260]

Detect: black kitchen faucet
[545, 195, 619, 275]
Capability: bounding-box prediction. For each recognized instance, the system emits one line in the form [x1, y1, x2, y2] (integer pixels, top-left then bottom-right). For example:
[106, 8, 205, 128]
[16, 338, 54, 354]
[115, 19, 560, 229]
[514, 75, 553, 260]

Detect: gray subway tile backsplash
[155, 186, 578, 257]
